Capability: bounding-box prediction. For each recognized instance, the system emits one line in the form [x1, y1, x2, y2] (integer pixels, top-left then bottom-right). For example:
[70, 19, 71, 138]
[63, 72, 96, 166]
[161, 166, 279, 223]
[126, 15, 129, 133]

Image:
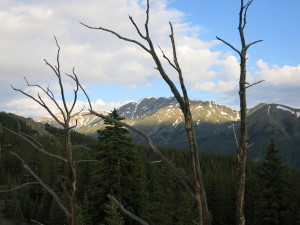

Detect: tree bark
[236, 52, 248, 225]
[81, 1, 211, 224]
[65, 128, 77, 225]
[216, 1, 262, 225]
[11, 37, 82, 225]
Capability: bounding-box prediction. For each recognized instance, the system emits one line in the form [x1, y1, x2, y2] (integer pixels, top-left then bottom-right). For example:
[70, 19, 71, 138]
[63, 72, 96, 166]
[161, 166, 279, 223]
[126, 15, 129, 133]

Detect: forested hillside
[1, 112, 299, 225]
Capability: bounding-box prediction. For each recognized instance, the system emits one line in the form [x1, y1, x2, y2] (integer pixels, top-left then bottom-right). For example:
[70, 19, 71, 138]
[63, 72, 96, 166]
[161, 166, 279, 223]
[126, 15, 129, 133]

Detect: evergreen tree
[103, 200, 125, 225]
[77, 190, 92, 225]
[256, 139, 290, 225]
[88, 109, 145, 225]
[12, 200, 25, 225]
[48, 190, 68, 225]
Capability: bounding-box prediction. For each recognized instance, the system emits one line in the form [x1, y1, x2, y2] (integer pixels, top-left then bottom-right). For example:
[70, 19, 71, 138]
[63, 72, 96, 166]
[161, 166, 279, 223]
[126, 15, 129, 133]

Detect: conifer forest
[0, 0, 300, 225]
[0, 111, 299, 225]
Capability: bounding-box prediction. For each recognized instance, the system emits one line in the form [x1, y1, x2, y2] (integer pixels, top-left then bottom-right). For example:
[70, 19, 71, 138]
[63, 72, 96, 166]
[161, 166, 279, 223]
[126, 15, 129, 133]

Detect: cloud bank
[1, 0, 299, 118]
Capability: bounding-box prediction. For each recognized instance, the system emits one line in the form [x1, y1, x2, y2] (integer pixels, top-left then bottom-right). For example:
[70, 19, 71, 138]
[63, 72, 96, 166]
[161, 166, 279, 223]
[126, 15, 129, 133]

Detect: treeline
[0, 111, 299, 225]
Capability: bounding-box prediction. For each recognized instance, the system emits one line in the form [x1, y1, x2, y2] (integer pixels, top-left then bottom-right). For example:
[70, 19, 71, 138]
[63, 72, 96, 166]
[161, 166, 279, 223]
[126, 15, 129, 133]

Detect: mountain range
[35, 97, 300, 168]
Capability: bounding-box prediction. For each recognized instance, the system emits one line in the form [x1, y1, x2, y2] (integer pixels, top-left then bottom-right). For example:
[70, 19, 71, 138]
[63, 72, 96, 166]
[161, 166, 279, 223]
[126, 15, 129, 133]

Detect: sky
[1, 0, 300, 118]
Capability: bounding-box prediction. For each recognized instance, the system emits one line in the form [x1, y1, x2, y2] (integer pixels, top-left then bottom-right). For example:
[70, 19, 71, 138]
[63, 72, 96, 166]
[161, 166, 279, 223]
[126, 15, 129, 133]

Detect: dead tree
[81, 1, 210, 224]
[9, 37, 84, 225]
[216, 1, 263, 225]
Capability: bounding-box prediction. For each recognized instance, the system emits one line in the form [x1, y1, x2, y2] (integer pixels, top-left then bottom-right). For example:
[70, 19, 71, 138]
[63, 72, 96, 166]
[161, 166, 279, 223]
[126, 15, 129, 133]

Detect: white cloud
[219, 60, 300, 109]
[197, 80, 237, 93]
[5, 96, 124, 118]
[1, 0, 298, 118]
[256, 60, 300, 86]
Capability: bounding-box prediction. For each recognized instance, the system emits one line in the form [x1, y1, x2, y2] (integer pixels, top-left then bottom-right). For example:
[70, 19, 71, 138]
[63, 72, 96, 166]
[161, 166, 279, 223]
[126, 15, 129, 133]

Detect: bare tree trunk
[81, 1, 211, 224]
[185, 107, 210, 225]
[10, 37, 84, 225]
[217, 1, 262, 225]
[236, 51, 248, 225]
[65, 128, 77, 225]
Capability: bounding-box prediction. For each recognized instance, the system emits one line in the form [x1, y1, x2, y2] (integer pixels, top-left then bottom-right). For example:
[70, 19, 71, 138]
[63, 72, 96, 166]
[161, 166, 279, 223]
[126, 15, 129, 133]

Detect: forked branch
[79, 22, 150, 53]
[81, 1, 210, 224]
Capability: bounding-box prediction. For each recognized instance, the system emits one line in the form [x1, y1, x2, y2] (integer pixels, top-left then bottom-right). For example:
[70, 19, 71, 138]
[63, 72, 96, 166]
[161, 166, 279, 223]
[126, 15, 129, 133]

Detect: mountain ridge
[34, 96, 300, 168]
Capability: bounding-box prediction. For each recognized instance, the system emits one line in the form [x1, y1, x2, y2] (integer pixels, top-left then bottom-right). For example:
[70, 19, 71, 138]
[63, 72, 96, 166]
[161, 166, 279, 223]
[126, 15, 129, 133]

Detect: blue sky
[1, 0, 299, 117]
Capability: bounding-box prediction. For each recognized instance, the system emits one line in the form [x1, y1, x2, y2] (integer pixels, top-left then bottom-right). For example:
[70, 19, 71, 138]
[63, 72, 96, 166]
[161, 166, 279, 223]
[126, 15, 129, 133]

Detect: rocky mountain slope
[35, 97, 300, 168]
[35, 97, 240, 136]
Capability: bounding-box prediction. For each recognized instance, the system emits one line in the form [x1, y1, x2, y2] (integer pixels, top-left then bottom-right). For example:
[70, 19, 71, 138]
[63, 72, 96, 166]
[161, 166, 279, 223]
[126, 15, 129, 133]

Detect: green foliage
[88, 109, 145, 225]
[12, 200, 24, 225]
[1, 112, 300, 225]
[48, 190, 68, 225]
[253, 140, 293, 225]
[103, 200, 125, 225]
[77, 190, 92, 225]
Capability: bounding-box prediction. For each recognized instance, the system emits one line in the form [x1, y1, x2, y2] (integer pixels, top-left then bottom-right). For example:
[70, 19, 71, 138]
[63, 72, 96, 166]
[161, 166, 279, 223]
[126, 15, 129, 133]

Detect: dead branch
[88, 109, 195, 198]
[0, 125, 67, 162]
[11, 37, 84, 225]
[11, 84, 65, 127]
[246, 40, 263, 50]
[74, 160, 98, 164]
[232, 124, 239, 149]
[245, 80, 264, 89]
[10, 151, 71, 218]
[217, 1, 262, 225]
[108, 194, 149, 225]
[80, 22, 150, 54]
[30, 219, 45, 225]
[72, 145, 93, 151]
[216, 37, 241, 55]
[0, 182, 39, 193]
[149, 160, 162, 164]
[81, 1, 210, 224]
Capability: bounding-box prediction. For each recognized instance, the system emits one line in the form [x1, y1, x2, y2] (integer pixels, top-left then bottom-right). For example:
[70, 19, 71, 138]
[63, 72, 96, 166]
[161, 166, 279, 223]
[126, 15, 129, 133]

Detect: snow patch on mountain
[173, 118, 181, 127]
[277, 105, 300, 118]
[220, 111, 229, 116]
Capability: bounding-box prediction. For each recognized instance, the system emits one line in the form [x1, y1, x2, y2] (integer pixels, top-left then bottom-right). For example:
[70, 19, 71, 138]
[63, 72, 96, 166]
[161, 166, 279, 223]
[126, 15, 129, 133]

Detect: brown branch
[80, 22, 151, 53]
[242, 0, 253, 29]
[11, 84, 65, 127]
[23, 77, 66, 124]
[10, 151, 71, 218]
[74, 160, 98, 164]
[158, 45, 177, 71]
[72, 145, 93, 151]
[129, 15, 146, 40]
[30, 219, 45, 225]
[144, 0, 150, 38]
[42, 37, 69, 116]
[149, 160, 162, 164]
[246, 39, 263, 50]
[81, 1, 210, 223]
[216, 36, 241, 56]
[66, 68, 80, 113]
[68, 119, 78, 130]
[108, 194, 149, 225]
[245, 80, 264, 89]
[232, 124, 239, 149]
[0, 125, 67, 162]
[89, 109, 195, 198]
[0, 182, 39, 193]
[169, 22, 189, 114]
